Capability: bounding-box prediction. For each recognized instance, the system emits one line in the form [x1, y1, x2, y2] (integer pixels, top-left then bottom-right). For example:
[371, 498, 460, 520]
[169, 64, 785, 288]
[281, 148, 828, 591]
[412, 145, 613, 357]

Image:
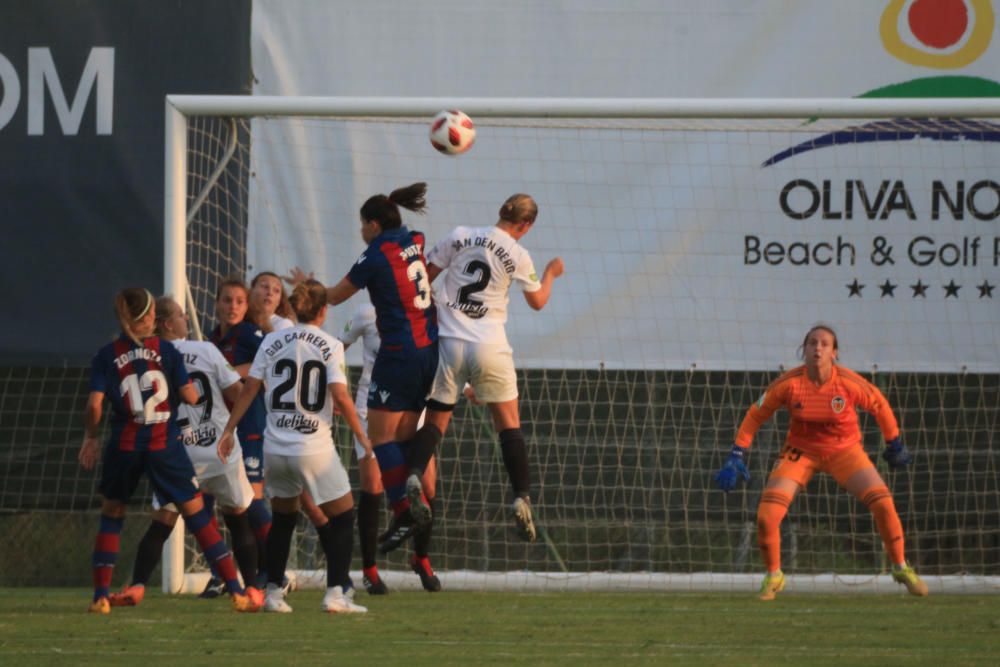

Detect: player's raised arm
[523, 257, 565, 311]
[218, 376, 263, 463]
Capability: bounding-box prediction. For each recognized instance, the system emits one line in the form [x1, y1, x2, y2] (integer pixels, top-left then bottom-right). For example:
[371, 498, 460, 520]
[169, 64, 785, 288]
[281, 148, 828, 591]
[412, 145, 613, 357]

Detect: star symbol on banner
[943, 280, 961, 298]
[878, 280, 897, 298]
[846, 279, 864, 297]
[978, 281, 995, 299]
[910, 280, 928, 298]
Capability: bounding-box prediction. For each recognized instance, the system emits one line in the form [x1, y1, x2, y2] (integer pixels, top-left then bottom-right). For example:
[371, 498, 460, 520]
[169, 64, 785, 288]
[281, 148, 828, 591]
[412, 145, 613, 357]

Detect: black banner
[0, 0, 250, 364]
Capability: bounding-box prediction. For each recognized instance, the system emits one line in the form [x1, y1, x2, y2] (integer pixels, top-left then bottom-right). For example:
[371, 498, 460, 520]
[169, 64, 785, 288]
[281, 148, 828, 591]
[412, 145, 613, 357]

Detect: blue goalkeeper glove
[714, 445, 750, 492]
[881, 436, 912, 469]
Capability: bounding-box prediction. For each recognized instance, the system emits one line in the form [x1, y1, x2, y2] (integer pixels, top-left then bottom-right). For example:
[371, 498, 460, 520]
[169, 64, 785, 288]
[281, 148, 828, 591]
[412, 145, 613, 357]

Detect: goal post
[163, 96, 1000, 594]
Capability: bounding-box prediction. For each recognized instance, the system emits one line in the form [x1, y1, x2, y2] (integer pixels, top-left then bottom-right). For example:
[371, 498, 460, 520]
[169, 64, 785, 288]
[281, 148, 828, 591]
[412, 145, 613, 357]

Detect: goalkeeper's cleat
[322, 585, 368, 614]
[378, 512, 422, 554]
[262, 584, 292, 613]
[758, 570, 786, 601]
[892, 563, 929, 597]
[363, 568, 389, 595]
[108, 584, 145, 607]
[87, 597, 111, 614]
[512, 497, 537, 543]
[405, 474, 432, 528]
[411, 554, 442, 592]
[198, 576, 226, 599]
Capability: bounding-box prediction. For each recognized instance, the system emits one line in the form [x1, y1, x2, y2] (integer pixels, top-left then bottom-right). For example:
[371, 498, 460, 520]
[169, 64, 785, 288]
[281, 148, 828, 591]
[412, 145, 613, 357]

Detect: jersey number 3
[407, 260, 432, 310]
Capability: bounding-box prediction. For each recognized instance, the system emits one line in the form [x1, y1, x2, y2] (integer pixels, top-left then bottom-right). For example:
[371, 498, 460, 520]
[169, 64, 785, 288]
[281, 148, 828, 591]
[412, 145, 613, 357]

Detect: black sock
[413, 499, 435, 558]
[265, 511, 297, 587]
[318, 509, 355, 589]
[406, 424, 442, 477]
[131, 520, 174, 586]
[499, 428, 531, 498]
[223, 512, 258, 587]
[357, 492, 381, 569]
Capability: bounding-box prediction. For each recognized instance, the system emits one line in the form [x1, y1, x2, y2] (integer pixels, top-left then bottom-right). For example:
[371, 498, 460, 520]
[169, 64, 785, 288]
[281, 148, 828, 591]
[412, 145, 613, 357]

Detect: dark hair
[289, 279, 327, 323]
[799, 323, 839, 360]
[499, 193, 538, 224]
[115, 287, 154, 344]
[359, 182, 428, 230]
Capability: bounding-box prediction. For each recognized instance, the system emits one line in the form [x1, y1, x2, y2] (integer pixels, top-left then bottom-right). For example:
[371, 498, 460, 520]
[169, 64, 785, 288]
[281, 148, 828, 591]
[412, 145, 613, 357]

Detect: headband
[135, 289, 153, 320]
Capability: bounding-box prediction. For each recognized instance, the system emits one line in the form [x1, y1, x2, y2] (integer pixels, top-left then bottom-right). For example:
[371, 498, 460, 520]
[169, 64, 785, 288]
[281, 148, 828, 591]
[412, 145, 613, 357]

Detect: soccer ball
[429, 110, 476, 155]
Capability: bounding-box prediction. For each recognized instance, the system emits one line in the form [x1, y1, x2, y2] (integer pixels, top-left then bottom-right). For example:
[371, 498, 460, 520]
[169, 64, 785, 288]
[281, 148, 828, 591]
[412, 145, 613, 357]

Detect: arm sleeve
[248, 344, 269, 381]
[425, 229, 456, 270]
[734, 379, 789, 448]
[89, 352, 107, 394]
[514, 248, 542, 293]
[853, 376, 900, 441]
[210, 345, 243, 390]
[161, 341, 191, 391]
[346, 249, 377, 289]
[327, 340, 348, 387]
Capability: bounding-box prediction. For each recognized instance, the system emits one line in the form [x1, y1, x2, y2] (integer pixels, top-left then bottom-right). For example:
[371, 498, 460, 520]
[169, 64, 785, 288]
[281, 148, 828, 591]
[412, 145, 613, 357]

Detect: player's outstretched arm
[331, 382, 371, 457]
[882, 436, 913, 469]
[523, 257, 565, 311]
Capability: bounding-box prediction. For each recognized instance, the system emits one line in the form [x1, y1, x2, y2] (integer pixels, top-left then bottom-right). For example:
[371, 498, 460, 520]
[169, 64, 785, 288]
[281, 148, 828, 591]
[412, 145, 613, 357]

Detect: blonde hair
[289, 279, 328, 323]
[154, 296, 181, 337]
[114, 288, 154, 344]
[498, 193, 538, 224]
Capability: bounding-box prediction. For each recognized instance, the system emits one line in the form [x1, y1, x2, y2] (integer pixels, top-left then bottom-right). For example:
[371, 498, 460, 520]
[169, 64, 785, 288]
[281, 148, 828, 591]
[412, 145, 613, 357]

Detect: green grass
[1, 588, 999, 666]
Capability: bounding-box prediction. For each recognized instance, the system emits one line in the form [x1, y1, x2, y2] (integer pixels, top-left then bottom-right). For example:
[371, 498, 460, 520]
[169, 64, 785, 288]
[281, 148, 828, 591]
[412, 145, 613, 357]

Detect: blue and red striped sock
[247, 497, 272, 582]
[92, 514, 124, 601]
[185, 499, 244, 595]
[374, 442, 410, 515]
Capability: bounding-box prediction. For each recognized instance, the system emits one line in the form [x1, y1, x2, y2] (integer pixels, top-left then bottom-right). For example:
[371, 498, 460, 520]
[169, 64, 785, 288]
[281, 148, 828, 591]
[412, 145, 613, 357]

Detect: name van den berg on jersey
[455, 234, 517, 274]
[263, 331, 333, 362]
[744, 179, 1000, 267]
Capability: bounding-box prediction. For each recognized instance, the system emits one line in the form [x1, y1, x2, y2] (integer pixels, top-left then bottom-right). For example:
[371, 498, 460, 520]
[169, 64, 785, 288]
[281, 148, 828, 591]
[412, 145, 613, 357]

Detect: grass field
[2, 588, 999, 666]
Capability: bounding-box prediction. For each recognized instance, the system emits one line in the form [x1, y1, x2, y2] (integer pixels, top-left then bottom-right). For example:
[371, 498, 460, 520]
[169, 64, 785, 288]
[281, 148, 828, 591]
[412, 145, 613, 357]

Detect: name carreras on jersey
[452, 234, 517, 274]
[263, 330, 334, 361]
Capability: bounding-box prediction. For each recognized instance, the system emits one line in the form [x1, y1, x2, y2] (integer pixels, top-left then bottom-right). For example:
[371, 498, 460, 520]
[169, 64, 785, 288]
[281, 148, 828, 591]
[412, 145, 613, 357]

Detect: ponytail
[115, 288, 154, 344]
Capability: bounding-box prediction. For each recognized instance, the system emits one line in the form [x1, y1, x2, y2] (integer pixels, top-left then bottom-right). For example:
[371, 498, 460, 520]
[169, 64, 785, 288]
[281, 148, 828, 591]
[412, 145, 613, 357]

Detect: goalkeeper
[713, 324, 928, 600]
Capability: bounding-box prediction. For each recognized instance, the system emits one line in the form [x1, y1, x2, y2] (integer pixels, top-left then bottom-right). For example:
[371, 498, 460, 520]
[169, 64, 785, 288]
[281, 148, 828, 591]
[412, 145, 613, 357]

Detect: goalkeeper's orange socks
[91, 514, 124, 601]
[862, 485, 906, 566]
[756, 488, 794, 572]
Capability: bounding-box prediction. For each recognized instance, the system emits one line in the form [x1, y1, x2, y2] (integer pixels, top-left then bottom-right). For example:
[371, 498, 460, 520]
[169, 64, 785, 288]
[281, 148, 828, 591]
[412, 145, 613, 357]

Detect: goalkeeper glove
[882, 436, 912, 469]
[714, 445, 750, 492]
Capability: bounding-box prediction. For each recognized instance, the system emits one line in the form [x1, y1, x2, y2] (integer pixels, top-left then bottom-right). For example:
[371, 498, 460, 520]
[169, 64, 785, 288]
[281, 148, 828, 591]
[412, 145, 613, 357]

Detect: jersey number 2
[120, 370, 170, 424]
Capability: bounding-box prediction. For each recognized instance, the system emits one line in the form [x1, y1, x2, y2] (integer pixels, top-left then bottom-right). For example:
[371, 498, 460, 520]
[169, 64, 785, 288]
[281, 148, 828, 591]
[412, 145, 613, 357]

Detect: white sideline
[175, 570, 1000, 595]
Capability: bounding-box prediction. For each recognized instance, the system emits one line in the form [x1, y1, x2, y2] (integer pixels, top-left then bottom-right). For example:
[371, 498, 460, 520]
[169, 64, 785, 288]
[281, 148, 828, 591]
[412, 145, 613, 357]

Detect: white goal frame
[163, 96, 1000, 595]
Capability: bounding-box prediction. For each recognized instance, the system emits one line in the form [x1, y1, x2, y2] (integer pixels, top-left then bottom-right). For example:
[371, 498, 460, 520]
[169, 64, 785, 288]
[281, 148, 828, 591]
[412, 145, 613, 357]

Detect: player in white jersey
[251, 271, 296, 333]
[107, 296, 260, 608]
[220, 279, 369, 613]
[338, 301, 442, 593]
[408, 193, 564, 543]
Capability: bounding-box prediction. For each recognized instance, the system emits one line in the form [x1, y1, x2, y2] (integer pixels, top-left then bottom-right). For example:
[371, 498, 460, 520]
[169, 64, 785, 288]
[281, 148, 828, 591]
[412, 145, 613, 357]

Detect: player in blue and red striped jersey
[207, 278, 273, 593]
[78, 287, 260, 613]
[289, 182, 441, 553]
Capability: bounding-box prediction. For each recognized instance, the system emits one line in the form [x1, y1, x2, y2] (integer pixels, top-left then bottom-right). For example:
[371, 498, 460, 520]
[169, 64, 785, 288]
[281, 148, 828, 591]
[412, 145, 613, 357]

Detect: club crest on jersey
[245, 456, 261, 470]
[831, 396, 846, 413]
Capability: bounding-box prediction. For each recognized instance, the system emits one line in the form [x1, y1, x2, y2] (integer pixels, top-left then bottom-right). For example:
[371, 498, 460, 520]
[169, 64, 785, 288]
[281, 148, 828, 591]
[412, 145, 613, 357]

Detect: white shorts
[429, 337, 518, 405]
[264, 447, 351, 505]
[154, 463, 253, 513]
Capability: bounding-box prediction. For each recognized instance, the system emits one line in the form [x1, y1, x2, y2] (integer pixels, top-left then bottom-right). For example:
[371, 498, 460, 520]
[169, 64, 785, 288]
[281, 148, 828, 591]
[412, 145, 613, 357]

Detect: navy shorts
[368, 344, 439, 413]
[98, 442, 199, 506]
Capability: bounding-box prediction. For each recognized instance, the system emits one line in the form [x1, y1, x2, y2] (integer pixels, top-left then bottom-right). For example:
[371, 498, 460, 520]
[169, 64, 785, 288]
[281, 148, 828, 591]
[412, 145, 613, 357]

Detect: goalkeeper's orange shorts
[767, 442, 874, 488]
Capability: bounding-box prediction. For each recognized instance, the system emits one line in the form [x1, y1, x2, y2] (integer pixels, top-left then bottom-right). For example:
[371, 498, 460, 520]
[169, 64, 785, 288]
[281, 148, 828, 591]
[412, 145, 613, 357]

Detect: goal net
[162, 97, 1000, 594]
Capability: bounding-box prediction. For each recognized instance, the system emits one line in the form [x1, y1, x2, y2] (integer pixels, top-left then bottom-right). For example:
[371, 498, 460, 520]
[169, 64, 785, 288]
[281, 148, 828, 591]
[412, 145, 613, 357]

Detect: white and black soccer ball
[429, 109, 476, 155]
